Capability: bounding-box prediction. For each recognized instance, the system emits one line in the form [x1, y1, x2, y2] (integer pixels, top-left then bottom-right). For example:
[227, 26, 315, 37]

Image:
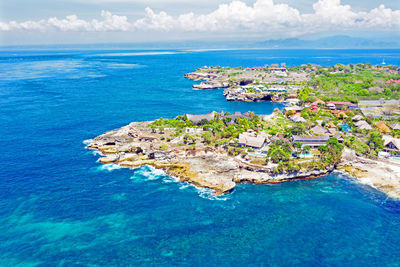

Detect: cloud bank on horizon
[1, 0, 399, 38]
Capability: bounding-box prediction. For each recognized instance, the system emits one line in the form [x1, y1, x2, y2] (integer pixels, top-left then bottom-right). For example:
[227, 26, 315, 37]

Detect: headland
[89, 63, 400, 197]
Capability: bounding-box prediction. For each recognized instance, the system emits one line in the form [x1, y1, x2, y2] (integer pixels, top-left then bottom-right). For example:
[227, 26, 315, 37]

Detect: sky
[0, 0, 400, 46]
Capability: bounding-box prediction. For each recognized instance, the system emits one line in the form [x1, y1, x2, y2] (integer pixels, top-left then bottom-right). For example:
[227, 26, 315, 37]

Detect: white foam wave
[197, 187, 230, 201]
[98, 164, 122, 172]
[130, 165, 230, 200]
[83, 139, 93, 145]
[132, 166, 168, 181]
[92, 150, 104, 156]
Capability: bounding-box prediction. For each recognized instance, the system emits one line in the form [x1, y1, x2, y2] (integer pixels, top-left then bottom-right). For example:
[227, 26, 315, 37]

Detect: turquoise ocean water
[1, 48, 400, 266]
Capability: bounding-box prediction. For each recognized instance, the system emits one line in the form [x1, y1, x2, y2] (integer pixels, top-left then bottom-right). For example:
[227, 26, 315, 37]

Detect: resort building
[220, 111, 251, 121]
[292, 135, 329, 147]
[185, 113, 215, 124]
[238, 134, 266, 149]
[383, 136, 400, 154]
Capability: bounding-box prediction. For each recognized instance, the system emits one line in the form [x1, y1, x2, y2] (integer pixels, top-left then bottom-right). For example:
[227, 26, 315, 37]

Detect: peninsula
[186, 63, 400, 104]
[88, 63, 400, 198]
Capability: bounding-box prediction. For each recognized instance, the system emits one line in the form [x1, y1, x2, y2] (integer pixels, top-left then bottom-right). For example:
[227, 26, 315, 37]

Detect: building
[185, 113, 215, 124]
[283, 106, 303, 115]
[221, 111, 251, 121]
[327, 101, 358, 110]
[334, 134, 344, 143]
[292, 135, 329, 147]
[352, 115, 364, 121]
[376, 121, 392, 133]
[310, 125, 329, 135]
[327, 122, 337, 128]
[238, 134, 266, 149]
[290, 114, 306, 123]
[269, 133, 288, 143]
[383, 136, 400, 153]
[389, 123, 400, 130]
[354, 120, 372, 130]
[311, 99, 325, 106]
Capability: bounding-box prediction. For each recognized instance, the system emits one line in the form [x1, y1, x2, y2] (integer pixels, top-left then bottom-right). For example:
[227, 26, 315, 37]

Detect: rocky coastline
[87, 121, 334, 195]
[337, 148, 400, 199]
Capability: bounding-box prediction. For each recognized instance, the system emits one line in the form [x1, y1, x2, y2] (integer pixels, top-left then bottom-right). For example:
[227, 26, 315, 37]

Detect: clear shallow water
[1, 48, 400, 266]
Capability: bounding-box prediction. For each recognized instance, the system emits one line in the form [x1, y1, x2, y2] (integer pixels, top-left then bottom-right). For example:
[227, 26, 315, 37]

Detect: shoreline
[86, 120, 400, 199]
[86, 119, 337, 196]
[337, 149, 400, 199]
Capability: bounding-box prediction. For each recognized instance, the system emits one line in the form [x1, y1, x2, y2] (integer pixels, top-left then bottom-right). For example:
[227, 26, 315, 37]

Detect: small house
[327, 122, 337, 128]
[389, 123, 400, 130]
[310, 125, 329, 135]
[376, 122, 391, 133]
[283, 106, 303, 115]
[311, 99, 325, 106]
[383, 136, 400, 153]
[354, 120, 372, 130]
[336, 111, 348, 119]
[290, 114, 306, 123]
[334, 134, 344, 143]
[352, 115, 364, 121]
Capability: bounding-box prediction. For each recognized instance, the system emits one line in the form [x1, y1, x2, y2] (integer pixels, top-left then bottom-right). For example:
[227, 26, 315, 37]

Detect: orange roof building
[337, 111, 348, 119]
[376, 122, 391, 133]
[311, 99, 325, 106]
[327, 122, 337, 128]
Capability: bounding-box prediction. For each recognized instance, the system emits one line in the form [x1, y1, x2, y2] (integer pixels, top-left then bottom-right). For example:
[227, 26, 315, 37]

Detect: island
[88, 63, 400, 198]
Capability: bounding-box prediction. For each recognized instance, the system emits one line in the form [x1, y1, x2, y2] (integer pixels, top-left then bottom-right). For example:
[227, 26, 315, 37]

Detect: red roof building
[311, 105, 319, 113]
[327, 101, 358, 107]
[385, 79, 400, 84]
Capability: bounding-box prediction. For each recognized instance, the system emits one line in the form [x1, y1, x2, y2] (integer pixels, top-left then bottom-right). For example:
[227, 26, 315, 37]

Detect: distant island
[88, 63, 400, 198]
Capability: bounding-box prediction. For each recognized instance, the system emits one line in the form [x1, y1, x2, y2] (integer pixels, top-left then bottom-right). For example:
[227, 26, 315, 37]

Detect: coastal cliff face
[87, 122, 332, 195]
[338, 148, 400, 199]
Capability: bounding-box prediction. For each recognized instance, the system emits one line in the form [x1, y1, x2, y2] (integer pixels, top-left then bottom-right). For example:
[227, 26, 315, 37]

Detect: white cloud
[0, 10, 130, 32]
[1, 0, 399, 37]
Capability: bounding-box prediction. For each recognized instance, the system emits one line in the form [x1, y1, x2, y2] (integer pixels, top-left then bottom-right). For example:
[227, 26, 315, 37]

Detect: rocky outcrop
[223, 88, 272, 102]
[193, 81, 229, 90]
[234, 168, 333, 184]
[185, 72, 218, 81]
[337, 148, 400, 199]
[87, 121, 335, 196]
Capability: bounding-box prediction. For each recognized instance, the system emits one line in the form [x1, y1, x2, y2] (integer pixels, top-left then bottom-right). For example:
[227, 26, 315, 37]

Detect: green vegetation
[309, 64, 400, 101]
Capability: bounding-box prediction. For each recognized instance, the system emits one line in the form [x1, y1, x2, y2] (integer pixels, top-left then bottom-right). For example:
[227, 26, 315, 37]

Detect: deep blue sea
[2, 48, 400, 266]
